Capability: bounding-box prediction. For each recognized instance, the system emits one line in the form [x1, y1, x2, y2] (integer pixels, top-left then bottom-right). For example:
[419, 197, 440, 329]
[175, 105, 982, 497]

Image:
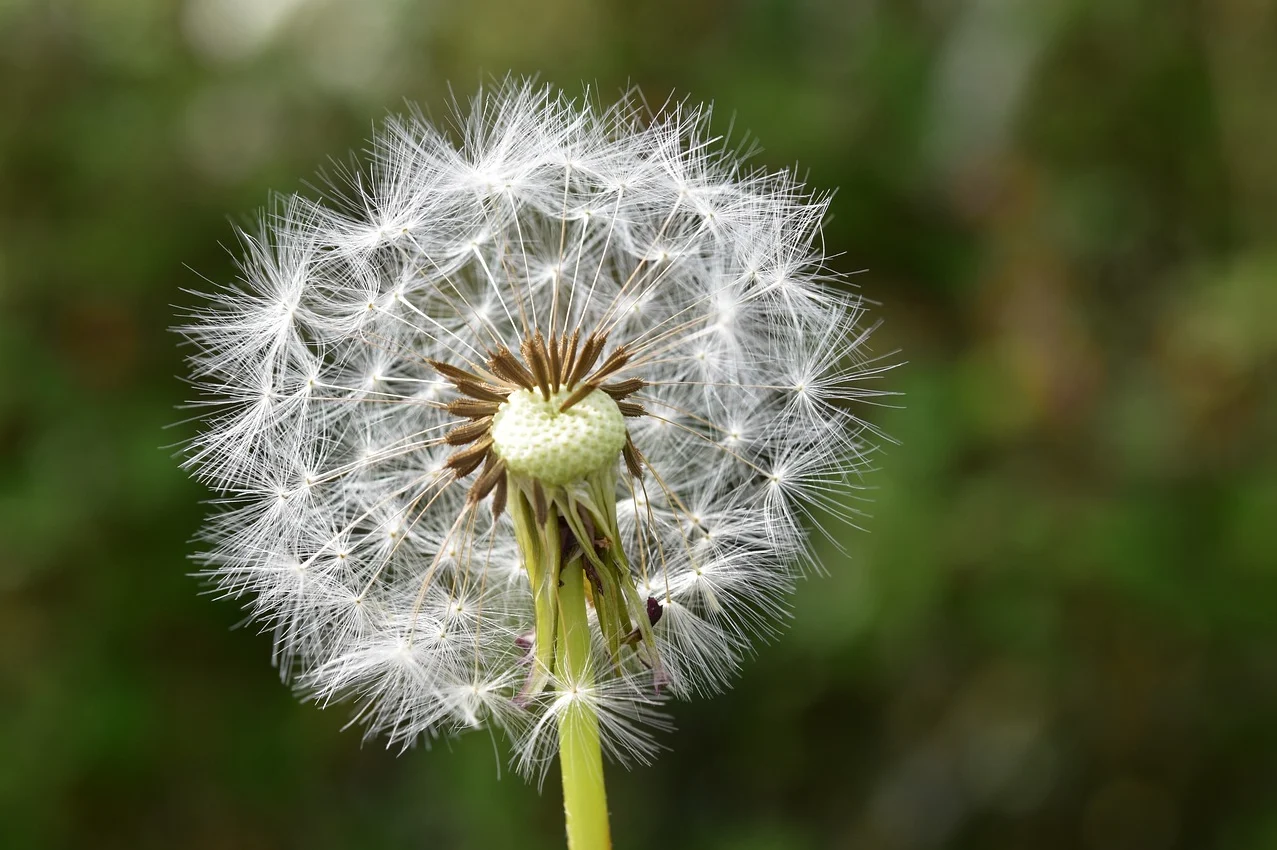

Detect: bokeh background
[3, 0, 1275, 848]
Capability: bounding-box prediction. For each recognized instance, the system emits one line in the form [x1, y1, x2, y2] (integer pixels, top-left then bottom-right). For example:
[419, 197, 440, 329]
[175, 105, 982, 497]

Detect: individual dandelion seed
[178, 79, 895, 850]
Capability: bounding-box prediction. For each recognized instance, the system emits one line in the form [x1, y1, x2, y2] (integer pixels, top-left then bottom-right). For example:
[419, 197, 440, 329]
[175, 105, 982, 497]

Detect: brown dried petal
[560, 328, 580, 385]
[522, 337, 552, 398]
[623, 433, 646, 479]
[488, 346, 535, 389]
[430, 360, 485, 386]
[590, 346, 631, 382]
[451, 378, 509, 403]
[566, 332, 606, 389]
[469, 457, 507, 504]
[445, 438, 493, 477]
[532, 480, 548, 526]
[447, 399, 501, 419]
[445, 417, 492, 445]
[491, 475, 508, 519]
[557, 382, 598, 413]
[601, 378, 645, 399]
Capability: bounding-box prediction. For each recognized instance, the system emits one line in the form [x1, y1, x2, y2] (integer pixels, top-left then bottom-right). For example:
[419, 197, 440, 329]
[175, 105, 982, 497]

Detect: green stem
[555, 559, 612, 850]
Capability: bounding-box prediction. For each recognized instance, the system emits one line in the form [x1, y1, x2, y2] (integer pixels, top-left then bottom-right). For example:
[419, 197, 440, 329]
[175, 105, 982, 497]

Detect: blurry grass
[2, 0, 1275, 848]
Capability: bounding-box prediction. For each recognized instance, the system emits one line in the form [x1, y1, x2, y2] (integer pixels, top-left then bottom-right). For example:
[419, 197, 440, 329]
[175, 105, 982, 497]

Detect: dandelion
[180, 79, 893, 849]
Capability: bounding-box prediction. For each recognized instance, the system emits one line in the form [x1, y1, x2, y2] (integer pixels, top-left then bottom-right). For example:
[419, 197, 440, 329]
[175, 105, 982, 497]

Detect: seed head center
[490, 388, 626, 487]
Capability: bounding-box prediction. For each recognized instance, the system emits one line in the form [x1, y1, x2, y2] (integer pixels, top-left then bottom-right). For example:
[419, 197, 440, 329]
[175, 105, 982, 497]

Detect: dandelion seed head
[179, 78, 893, 776]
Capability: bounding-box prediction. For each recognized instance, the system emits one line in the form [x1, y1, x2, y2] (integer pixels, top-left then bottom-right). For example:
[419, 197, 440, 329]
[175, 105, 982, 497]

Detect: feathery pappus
[179, 79, 895, 777]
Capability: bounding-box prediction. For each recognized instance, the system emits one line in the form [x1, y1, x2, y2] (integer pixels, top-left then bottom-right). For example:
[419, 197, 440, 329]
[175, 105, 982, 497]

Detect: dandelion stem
[555, 558, 612, 850]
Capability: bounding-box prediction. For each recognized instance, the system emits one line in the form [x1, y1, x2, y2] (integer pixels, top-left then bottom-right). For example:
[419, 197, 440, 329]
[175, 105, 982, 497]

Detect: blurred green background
[3, 0, 1275, 848]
